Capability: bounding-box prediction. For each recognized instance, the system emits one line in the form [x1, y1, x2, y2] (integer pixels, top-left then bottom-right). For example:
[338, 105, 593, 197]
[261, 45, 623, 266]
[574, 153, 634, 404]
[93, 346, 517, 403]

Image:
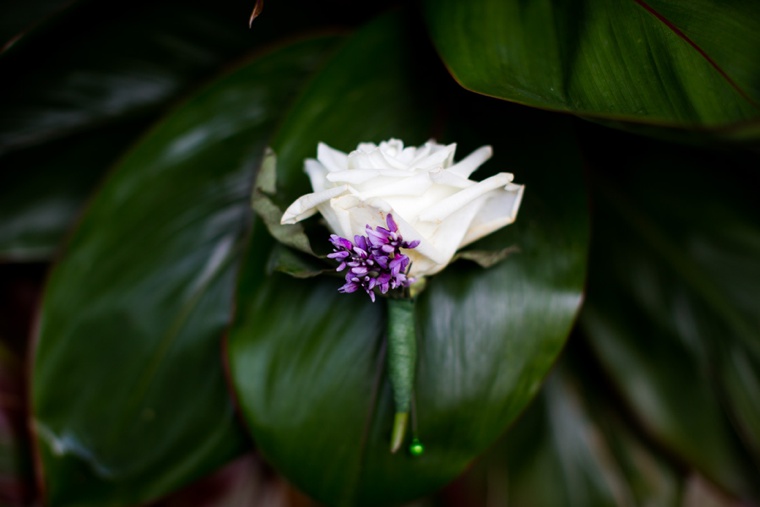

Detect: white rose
[280, 138, 524, 278]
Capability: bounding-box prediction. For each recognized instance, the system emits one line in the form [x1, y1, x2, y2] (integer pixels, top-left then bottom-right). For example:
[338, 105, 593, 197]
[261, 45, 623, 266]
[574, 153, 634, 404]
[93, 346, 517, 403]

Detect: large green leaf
[580, 128, 760, 501]
[227, 13, 588, 506]
[31, 35, 342, 506]
[423, 0, 760, 131]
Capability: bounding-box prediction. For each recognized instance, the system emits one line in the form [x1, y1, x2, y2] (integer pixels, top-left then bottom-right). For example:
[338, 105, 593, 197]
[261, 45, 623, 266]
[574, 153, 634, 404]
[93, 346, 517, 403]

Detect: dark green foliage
[0, 0, 757, 505]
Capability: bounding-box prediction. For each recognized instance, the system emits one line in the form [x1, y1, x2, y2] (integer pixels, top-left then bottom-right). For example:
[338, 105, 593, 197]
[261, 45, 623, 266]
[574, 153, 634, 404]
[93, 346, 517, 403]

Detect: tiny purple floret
[327, 214, 418, 302]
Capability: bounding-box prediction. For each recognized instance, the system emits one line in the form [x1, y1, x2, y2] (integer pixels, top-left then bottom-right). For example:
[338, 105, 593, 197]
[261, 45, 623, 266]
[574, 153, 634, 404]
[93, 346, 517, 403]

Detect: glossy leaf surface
[31, 36, 341, 506]
[581, 130, 760, 501]
[0, 0, 260, 155]
[424, 0, 760, 130]
[228, 13, 589, 506]
[0, 122, 148, 262]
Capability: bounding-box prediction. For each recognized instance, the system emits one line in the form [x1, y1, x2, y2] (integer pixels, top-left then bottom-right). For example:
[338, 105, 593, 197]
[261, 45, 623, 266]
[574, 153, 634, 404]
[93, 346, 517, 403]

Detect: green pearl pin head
[409, 438, 424, 457]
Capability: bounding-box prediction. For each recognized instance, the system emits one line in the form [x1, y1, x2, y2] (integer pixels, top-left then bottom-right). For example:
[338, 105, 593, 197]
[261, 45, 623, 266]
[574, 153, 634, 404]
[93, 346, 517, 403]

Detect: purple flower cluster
[327, 214, 420, 302]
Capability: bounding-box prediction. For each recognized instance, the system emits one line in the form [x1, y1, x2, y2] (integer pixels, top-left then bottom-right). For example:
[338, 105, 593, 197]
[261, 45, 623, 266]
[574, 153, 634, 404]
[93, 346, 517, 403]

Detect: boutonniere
[261, 139, 524, 454]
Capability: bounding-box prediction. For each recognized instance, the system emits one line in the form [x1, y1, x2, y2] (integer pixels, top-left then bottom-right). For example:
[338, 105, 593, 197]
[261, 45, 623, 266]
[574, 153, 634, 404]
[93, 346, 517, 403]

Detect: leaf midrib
[632, 0, 760, 110]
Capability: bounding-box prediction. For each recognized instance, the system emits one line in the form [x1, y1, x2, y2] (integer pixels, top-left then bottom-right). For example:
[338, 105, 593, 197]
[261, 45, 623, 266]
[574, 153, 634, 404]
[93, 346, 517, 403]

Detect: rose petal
[304, 159, 329, 192]
[414, 199, 484, 274]
[326, 169, 382, 185]
[429, 168, 475, 189]
[412, 143, 457, 170]
[412, 140, 441, 161]
[356, 142, 377, 153]
[329, 194, 388, 240]
[349, 150, 391, 170]
[357, 173, 432, 199]
[398, 145, 422, 165]
[417, 173, 514, 223]
[447, 145, 493, 178]
[317, 142, 349, 172]
[379, 147, 416, 170]
[380, 183, 458, 228]
[459, 182, 525, 247]
[381, 210, 450, 274]
[379, 139, 405, 154]
[280, 185, 348, 224]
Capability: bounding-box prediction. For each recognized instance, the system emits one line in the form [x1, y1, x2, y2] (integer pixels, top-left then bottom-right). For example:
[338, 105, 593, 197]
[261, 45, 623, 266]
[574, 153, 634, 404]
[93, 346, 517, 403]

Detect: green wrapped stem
[387, 297, 417, 453]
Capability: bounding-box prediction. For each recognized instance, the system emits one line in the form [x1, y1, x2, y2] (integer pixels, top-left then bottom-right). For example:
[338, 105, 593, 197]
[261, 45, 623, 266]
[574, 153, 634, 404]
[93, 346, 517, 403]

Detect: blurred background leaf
[150, 453, 310, 507]
[0, 0, 252, 262]
[439, 359, 681, 507]
[227, 11, 589, 506]
[0, 264, 45, 506]
[0, 122, 148, 262]
[426, 343, 747, 507]
[0, 0, 80, 53]
[580, 125, 760, 502]
[0, 0, 373, 263]
[423, 0, 760, 136]
[0, 342, 34, 506]
[0, 0, 253, 155]
[1, 0, 758, 505]
[30, 34, 343, 506]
